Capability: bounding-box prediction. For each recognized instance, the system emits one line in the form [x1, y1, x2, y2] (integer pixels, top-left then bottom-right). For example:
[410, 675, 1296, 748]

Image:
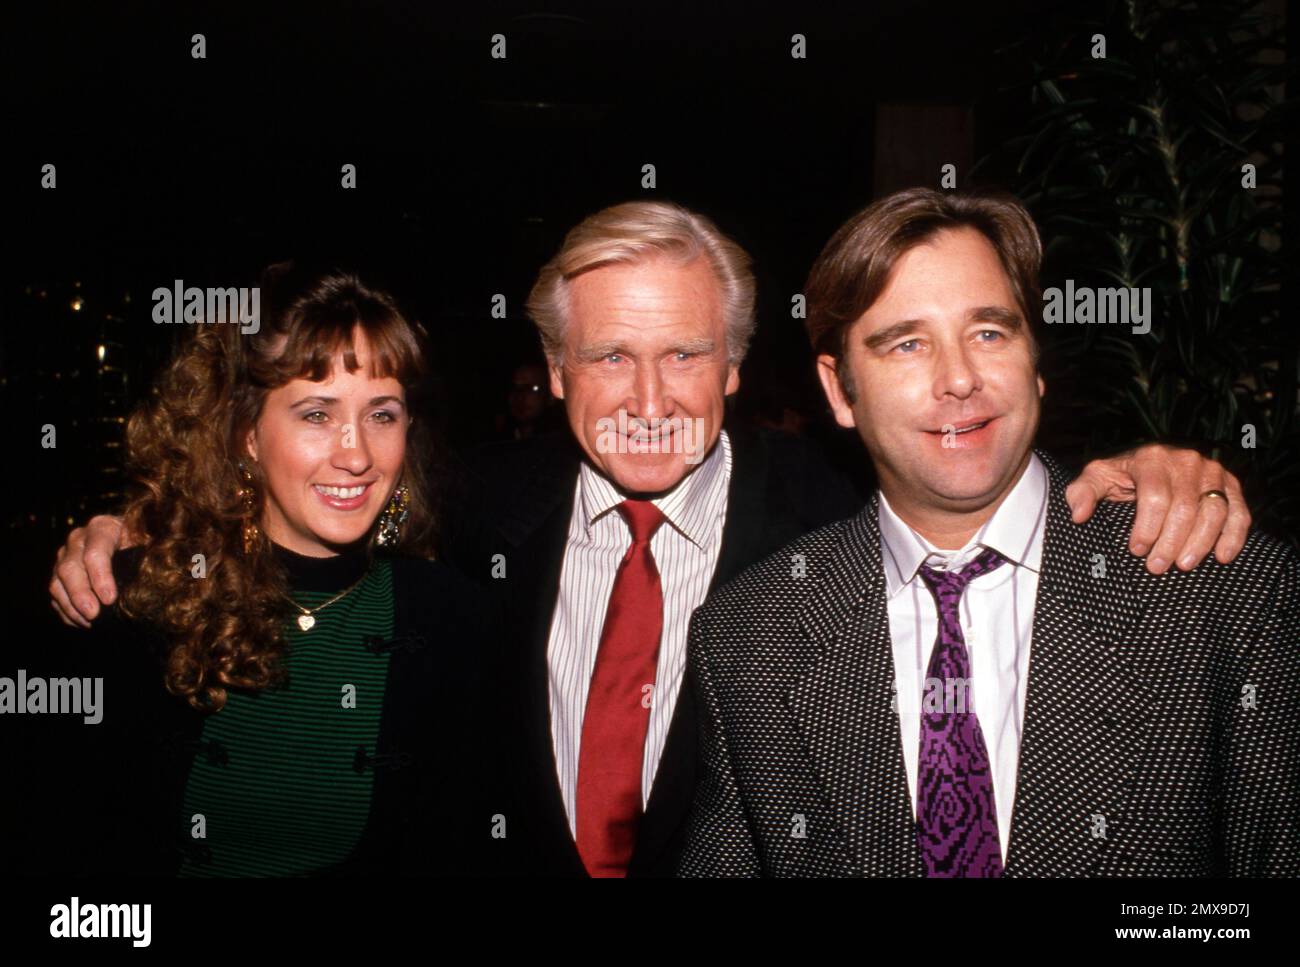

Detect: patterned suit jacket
[679, 450, 1300, 877]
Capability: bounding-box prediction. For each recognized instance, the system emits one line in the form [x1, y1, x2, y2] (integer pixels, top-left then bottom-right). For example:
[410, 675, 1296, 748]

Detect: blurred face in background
[549, 255, 739, 495]
[247, 329, 409, 557]
[508, 362, 550, 425]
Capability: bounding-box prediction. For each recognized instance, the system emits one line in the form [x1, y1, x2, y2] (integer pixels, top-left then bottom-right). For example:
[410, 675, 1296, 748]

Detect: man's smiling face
[549, 255, 739, 496]
[817, 226, 1045, 519]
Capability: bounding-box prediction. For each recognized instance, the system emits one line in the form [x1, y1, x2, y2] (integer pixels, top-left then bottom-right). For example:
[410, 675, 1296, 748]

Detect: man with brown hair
[679, 187, 1299, 877]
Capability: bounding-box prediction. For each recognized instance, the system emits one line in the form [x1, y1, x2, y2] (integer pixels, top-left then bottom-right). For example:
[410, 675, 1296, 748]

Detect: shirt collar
[877, 452, 1048, 598]
[578, 429, 732, 549]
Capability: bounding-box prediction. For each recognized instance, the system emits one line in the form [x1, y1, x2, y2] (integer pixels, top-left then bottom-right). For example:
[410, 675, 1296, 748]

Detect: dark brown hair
[119, 263, 434, 710]
[805, 187, 1043, 400]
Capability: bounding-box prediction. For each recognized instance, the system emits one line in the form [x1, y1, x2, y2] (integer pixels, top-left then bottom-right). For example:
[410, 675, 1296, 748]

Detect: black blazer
[442, 425, 864, 876]
[82, 548, 498, 877]
[679, 450, 1300, 877]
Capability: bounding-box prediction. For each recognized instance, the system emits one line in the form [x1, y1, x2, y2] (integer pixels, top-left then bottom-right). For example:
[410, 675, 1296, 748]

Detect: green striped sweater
[176, 557, 394, 877]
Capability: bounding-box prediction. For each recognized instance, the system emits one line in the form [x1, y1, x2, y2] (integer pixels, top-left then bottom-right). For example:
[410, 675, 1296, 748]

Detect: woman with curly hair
[89, 262, 496, 876]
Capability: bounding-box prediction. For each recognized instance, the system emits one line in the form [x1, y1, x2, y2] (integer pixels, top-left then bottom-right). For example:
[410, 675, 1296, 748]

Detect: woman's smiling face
[246, 328, 409, 557]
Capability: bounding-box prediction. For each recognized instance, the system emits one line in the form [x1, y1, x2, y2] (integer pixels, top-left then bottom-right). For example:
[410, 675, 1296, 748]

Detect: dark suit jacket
[82, 549, 498, 876]
[679, 449, 1300, 877]
[442, 425, 864, 876]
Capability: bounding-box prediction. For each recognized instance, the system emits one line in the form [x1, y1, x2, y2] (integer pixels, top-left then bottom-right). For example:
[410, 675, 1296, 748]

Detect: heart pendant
[297, 614, 316, 632]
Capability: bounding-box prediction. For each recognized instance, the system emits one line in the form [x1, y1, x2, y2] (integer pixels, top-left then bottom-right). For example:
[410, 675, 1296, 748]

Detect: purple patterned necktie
[914, 547, 1008, 878]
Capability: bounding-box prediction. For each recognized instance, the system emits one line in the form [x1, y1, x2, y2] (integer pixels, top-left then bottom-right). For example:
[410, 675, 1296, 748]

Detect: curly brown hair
[118, 263, 435, 711]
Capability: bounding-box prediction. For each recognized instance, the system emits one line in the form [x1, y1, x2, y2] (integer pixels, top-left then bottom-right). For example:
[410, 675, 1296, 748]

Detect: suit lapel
[496, 440, 588, 875]
[1003, 451, 1154, 876]
[712, 425, 771, 589]
[628, 672, 698, 875]
[788, 500, 923, 877]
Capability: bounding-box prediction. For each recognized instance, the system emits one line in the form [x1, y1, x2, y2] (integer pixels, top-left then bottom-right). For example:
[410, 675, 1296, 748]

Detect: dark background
[0, 0, 1031, 610]
[2, 1, 1293, 873]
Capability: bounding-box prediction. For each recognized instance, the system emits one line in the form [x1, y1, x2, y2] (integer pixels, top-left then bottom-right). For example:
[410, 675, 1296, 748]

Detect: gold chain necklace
[282, 571, 368, 632]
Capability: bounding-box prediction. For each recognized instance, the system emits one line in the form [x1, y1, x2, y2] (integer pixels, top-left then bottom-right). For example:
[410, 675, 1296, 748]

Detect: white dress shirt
[877, 453, 1048, 861]
[548, 431, 732, 834]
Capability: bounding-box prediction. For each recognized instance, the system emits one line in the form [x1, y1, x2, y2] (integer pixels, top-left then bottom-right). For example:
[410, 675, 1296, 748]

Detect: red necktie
[575, 499, 667, 877]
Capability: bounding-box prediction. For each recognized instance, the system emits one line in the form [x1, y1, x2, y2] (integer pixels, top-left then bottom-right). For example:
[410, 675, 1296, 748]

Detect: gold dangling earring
[238, 460, 260, 554]
[376, 485, 409, 547]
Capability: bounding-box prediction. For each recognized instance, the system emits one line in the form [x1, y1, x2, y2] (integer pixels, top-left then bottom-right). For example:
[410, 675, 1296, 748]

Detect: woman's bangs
[273, 307, 424, 387]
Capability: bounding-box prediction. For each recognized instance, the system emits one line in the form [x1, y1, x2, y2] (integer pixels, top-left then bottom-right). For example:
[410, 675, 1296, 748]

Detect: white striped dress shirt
[877, 452, 1048, 861]
[548, 431, 732, 834]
